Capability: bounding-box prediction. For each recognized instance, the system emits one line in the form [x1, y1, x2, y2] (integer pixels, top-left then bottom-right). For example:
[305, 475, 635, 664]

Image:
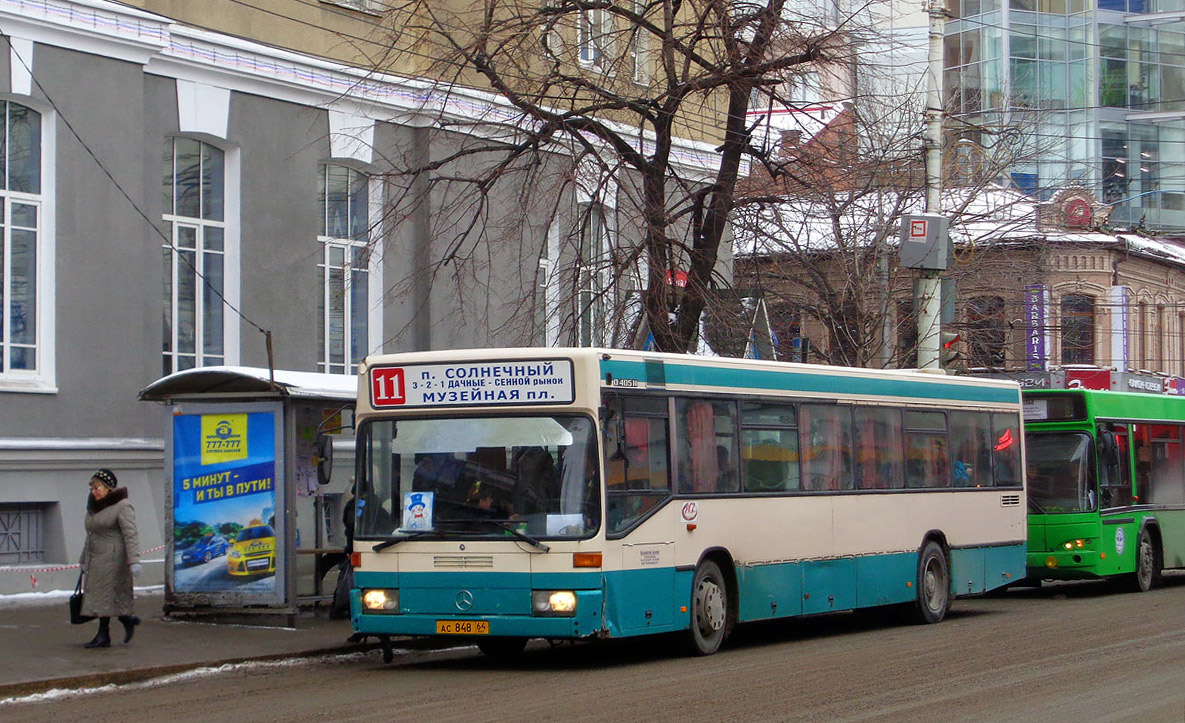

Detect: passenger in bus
[466, 481, 511, 517]
[412, 453, 463, 491]
[511, 446, 557, 516]
[716, 445, 737, 492]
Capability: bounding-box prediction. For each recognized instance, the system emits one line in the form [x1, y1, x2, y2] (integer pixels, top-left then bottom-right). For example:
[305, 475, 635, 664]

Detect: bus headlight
[532, 590, 577, 616]
[1062, 538, 1090, 550]
[362, 588, 400, 613]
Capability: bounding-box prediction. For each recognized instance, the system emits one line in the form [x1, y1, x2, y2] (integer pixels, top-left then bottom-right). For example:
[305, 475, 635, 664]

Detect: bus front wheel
[913, 541, 950, 624]
[1130, 529, 1162, 593]
[687, 559, 731, 656]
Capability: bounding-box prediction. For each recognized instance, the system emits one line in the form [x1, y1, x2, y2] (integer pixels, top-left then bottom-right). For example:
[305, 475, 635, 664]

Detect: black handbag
[69, 571, 95, 625]
[331, 561, 354, 620]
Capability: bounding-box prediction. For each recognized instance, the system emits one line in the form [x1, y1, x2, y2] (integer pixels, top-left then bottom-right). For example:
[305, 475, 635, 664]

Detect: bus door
[1098, 423, 1134, 509]
[603, 395, 676, 634]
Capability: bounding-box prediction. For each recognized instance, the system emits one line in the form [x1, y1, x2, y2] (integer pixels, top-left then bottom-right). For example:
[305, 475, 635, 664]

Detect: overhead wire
[0, 31, 271, 344]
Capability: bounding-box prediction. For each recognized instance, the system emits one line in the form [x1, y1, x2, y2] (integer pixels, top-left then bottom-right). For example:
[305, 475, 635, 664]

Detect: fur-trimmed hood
[87, 486, 129, 514]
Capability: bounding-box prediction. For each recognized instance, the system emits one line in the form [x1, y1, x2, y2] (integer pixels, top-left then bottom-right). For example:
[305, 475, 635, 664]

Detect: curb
[0, 643, 374, 701]
[0, 634, 461, 701]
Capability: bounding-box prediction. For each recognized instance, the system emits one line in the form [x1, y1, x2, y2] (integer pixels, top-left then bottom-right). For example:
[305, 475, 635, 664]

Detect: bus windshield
[1025, 432, 1096, 513]
[355, 415, 600, 540]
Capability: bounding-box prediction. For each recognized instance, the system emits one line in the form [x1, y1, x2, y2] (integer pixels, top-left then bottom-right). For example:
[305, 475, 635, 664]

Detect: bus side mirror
[315, 434, 334, 486]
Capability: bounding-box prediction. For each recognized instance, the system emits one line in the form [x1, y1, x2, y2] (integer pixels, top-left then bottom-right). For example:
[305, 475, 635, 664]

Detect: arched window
[967, 296, 1006, 367]
[1, 101, 42, 378]
[1061, 294, 1095, 365]
[317, 164, 370, 375]
[162, 137, 226, 375]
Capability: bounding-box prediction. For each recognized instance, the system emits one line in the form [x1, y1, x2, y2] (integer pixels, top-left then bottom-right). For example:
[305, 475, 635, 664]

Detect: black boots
[84, 615, 138, 647]
[119, 615, 141, 643]
[84, 617, 111, 648]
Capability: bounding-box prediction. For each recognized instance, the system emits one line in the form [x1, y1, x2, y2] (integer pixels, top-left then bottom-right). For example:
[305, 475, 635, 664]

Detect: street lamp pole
[917, 0, 946, 369]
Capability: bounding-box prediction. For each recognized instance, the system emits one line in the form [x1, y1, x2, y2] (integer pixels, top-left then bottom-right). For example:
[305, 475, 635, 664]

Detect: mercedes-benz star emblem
[455, 590, 474, 611]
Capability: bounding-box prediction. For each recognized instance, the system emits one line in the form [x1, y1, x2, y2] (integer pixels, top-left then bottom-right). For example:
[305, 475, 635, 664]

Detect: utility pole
[917, 0, 946, 370]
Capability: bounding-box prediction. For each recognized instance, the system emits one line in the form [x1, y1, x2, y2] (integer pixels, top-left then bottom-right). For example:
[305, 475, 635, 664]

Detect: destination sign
[369, 359, 575, 408]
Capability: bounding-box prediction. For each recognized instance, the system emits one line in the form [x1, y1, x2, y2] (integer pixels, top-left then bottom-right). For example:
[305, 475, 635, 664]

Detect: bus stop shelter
[139, 367, 356, 618]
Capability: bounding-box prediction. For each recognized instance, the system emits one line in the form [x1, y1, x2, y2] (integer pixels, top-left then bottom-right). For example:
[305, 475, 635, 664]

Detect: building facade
[945, 0, 1185, 231]
[0, 0, 722, 591]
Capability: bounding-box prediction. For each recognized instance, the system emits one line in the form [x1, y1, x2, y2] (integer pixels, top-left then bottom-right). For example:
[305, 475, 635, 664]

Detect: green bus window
[1100, 424, 1135, 508]
[1144, 424, 1185, 505]
[1025, 432, 1095, 512]
[853, 406, 904, 490]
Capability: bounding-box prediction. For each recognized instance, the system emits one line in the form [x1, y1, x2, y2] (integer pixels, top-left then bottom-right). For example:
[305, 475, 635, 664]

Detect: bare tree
[368, 0, 840, 352]
[731, 52, 1043, 368]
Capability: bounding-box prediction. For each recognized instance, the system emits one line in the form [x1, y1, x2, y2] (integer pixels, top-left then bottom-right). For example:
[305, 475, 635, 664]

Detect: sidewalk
[0, 588, 370, 699]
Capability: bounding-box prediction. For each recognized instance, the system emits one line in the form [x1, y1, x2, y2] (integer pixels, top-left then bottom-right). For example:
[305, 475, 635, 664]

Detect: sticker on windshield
[402, 491, 434, 531]
[370, 360, 575, 408]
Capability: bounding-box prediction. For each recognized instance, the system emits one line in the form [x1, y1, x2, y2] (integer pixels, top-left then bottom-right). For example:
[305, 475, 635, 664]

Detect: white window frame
[162, 220, 228, 373]
[317, 164, 377, 375]
[579, 7, 614, 68]
[0, 99, 55, 393]
[162, 137, 238, 376]
[630, 0, 648, 84]
[577, 201, 613, 347]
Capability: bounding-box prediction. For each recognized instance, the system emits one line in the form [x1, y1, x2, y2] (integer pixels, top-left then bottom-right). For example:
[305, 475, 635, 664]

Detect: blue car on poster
[181, 534, 230, 566]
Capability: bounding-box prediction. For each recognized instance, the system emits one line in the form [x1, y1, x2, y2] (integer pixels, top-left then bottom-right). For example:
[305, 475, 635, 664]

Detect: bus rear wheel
[477, 637, 528, 658]
[1130, 529, 1162, 593]
[913, 541, 950, 624]
[687, 559, 731, 656]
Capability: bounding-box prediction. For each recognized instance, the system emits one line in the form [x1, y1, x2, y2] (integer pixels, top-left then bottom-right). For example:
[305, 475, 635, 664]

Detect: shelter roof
[139, 366, 358, 402]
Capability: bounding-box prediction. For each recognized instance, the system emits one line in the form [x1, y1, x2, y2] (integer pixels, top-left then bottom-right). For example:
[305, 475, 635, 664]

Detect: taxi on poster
[227, 523, 276, 576]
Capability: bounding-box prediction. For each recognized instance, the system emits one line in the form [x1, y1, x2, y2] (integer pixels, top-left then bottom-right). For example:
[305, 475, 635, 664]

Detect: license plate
[436, 619, 489, 635]
[247, 559, 270, 570]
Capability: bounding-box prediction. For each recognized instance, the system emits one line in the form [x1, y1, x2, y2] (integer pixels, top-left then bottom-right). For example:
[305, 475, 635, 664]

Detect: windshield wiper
[370, 529, 440, 551]
[454, 518, 550, 552]
[1027, 497, 1046, 513]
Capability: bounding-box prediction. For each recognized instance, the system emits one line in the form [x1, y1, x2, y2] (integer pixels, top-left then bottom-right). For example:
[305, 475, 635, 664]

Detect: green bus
[1023, 388, 1185, 590]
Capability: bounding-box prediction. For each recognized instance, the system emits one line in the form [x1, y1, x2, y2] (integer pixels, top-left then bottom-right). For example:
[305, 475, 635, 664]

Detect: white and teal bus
[346, 348, 1026, 658]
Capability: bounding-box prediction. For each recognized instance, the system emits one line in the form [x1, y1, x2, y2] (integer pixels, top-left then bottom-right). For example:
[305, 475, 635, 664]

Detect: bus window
[740, 402, 800, 492]
[799, 404, 853, 491]
[1144, 424, 1185, 504]
[605, 396, 670, 535]
[990, 413, 1021, 487]
[853, 406, 904, 490]
[1100, 424, 1134, 508]
[355, 416, 600, 539]
[1025, 432, 1095, 512]
[675, 399, 739, 494]
[904, 411, 949, 488]
[950, 412, 992, 487]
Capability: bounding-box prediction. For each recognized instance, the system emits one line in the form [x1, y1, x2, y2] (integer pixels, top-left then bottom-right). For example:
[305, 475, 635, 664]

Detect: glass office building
[945, 0, 1185, 230]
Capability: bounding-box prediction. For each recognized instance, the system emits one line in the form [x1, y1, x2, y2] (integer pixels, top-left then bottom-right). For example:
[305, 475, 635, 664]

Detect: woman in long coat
[79, 469, 142, 648]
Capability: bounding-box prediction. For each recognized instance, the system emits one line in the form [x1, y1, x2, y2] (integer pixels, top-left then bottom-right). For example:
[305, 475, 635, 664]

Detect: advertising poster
[171, 408, 282, 597]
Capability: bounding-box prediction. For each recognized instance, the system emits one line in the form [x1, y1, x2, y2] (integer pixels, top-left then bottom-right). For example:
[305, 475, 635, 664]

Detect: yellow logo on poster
[201, 414, 248, 466]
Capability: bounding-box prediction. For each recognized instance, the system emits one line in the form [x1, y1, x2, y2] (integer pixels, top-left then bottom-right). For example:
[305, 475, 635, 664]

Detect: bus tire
[477, 637, 528, 658]
[687, 559, 731, 656]
[1131, 528, 1162, 593]
[913, 541, 950, 624]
